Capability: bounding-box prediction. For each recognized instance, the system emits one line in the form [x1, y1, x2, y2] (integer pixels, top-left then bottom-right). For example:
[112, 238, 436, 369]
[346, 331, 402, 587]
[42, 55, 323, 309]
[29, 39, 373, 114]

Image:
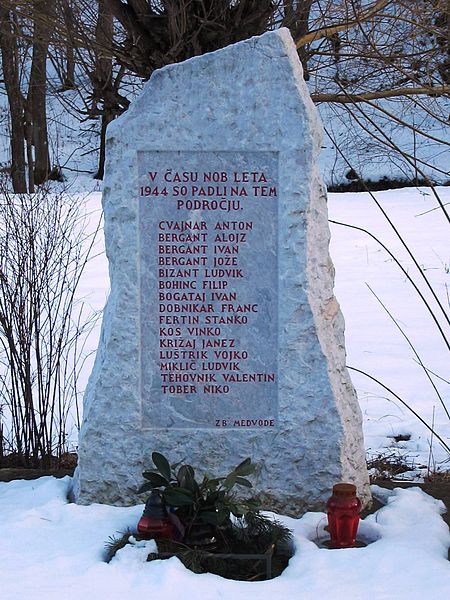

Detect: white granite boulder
[72, 28, 371, 513]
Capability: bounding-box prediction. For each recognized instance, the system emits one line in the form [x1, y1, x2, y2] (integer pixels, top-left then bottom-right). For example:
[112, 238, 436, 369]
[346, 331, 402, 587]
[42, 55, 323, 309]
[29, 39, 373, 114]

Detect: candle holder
[137, 491, 174, 540]
[326, 483, 361, 548]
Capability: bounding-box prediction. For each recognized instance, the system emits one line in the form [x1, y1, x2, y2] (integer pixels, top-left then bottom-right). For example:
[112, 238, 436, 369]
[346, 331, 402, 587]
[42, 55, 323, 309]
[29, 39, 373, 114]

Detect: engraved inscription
[139, 151, 278, 429]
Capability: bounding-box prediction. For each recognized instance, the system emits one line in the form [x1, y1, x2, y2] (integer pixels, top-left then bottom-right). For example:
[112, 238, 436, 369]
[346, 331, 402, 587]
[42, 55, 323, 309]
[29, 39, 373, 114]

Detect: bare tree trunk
[0, 8, 27, 193]
[96, 113, 113, 180]
[61, 0, 76, 88]
[435, 0, 450, 83]
[283, 0, 313, 80]
[92, 0, 113, 111]
[93, 0, 113, 179]
[28, 0, 55, 186]
[24, 102, 35, 193]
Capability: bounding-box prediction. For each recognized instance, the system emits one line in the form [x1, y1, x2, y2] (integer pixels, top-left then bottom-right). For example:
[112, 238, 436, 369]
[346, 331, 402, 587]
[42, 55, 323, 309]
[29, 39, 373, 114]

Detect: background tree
[0, 1, 61, 191]
[59, 0, 76, 90]
[289, 1, 450, 186]
[90, 0, 129, 179]
[28, 0, 55, 186]
[0, 6, 27, 192]
[102, 0, 276, 79]
[0, 0, 448, 188]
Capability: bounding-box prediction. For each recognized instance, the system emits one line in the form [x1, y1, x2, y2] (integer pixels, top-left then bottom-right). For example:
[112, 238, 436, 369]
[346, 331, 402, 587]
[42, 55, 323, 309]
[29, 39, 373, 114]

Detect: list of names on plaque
[139, 151, 278, 429]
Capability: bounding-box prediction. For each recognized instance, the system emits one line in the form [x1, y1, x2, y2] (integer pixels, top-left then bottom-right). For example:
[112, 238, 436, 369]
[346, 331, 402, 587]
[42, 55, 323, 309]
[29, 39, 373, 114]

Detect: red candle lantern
[137, 491, 174, 540]
[326, 483, 361, 549]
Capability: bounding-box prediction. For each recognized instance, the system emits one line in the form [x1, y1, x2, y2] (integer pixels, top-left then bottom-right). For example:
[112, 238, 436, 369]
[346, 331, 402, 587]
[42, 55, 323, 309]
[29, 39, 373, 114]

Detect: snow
[0, 476, 448, 599]
[317, 99, 450, 186]
[328, 187, 450, 470]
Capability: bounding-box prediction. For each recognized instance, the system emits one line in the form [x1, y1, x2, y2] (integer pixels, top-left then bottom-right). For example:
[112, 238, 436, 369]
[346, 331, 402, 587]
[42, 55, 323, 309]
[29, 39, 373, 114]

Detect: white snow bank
[0, 476, 448, 600]
[328, 187, 450, 468]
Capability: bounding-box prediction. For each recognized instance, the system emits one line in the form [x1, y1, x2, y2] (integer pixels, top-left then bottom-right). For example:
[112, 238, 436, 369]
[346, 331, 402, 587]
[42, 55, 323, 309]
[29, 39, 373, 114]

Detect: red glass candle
[137, 514, 174, 539]
[326, 483, 361, 548]
[137, 492, 174, 540]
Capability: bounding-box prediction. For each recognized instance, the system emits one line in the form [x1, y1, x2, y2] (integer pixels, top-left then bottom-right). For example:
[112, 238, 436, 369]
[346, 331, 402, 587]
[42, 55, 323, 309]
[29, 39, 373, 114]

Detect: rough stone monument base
[72, 28, 371, 513]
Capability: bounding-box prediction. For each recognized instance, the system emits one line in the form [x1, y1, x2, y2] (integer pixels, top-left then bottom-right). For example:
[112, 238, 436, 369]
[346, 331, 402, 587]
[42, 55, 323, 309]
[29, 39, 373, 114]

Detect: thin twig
[348, 366, 450, 454]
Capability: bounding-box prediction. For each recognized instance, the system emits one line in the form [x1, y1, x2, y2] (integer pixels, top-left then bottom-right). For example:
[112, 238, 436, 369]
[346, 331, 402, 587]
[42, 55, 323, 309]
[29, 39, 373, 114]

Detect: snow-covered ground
[329, 187, 450, 471]
[0, 475, 448, 599]
[317, 100, 450, 187]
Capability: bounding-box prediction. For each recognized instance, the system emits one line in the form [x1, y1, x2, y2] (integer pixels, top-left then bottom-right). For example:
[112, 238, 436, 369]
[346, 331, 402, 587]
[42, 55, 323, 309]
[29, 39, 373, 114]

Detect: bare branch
[311, 86, 450, 103]
[295, 0, 392, 48]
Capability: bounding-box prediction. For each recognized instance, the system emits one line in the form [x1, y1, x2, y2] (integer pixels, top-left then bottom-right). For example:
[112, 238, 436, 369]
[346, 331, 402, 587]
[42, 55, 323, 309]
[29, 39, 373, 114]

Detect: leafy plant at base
[107, 454, 294, 580]
[138, 452, 260, 537]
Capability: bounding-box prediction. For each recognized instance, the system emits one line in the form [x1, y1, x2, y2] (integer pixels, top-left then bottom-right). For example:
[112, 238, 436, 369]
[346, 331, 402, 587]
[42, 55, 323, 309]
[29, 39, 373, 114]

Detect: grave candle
[137, 492, 174, 540]
[326, 483, 361, 548]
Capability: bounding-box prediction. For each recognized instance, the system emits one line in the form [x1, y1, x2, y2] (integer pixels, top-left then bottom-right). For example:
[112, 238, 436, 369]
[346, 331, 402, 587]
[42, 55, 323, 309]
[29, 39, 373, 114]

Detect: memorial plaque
[73, 29, 371, 512]
[138, 151, 278, 429]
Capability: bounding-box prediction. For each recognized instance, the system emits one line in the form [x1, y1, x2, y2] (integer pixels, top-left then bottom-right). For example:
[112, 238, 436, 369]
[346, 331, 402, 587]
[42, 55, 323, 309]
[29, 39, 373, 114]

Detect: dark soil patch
[0, 452, 77, 475]
[0, 452, 77, 482]
[0, 467, 75, 482]
[327, 176, 449, 193]
[105, 526, 293, 581]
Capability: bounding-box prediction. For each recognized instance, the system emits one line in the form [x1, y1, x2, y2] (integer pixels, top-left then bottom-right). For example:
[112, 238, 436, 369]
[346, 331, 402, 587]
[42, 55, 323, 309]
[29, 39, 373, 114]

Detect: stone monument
[72, 28, 371, 512]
